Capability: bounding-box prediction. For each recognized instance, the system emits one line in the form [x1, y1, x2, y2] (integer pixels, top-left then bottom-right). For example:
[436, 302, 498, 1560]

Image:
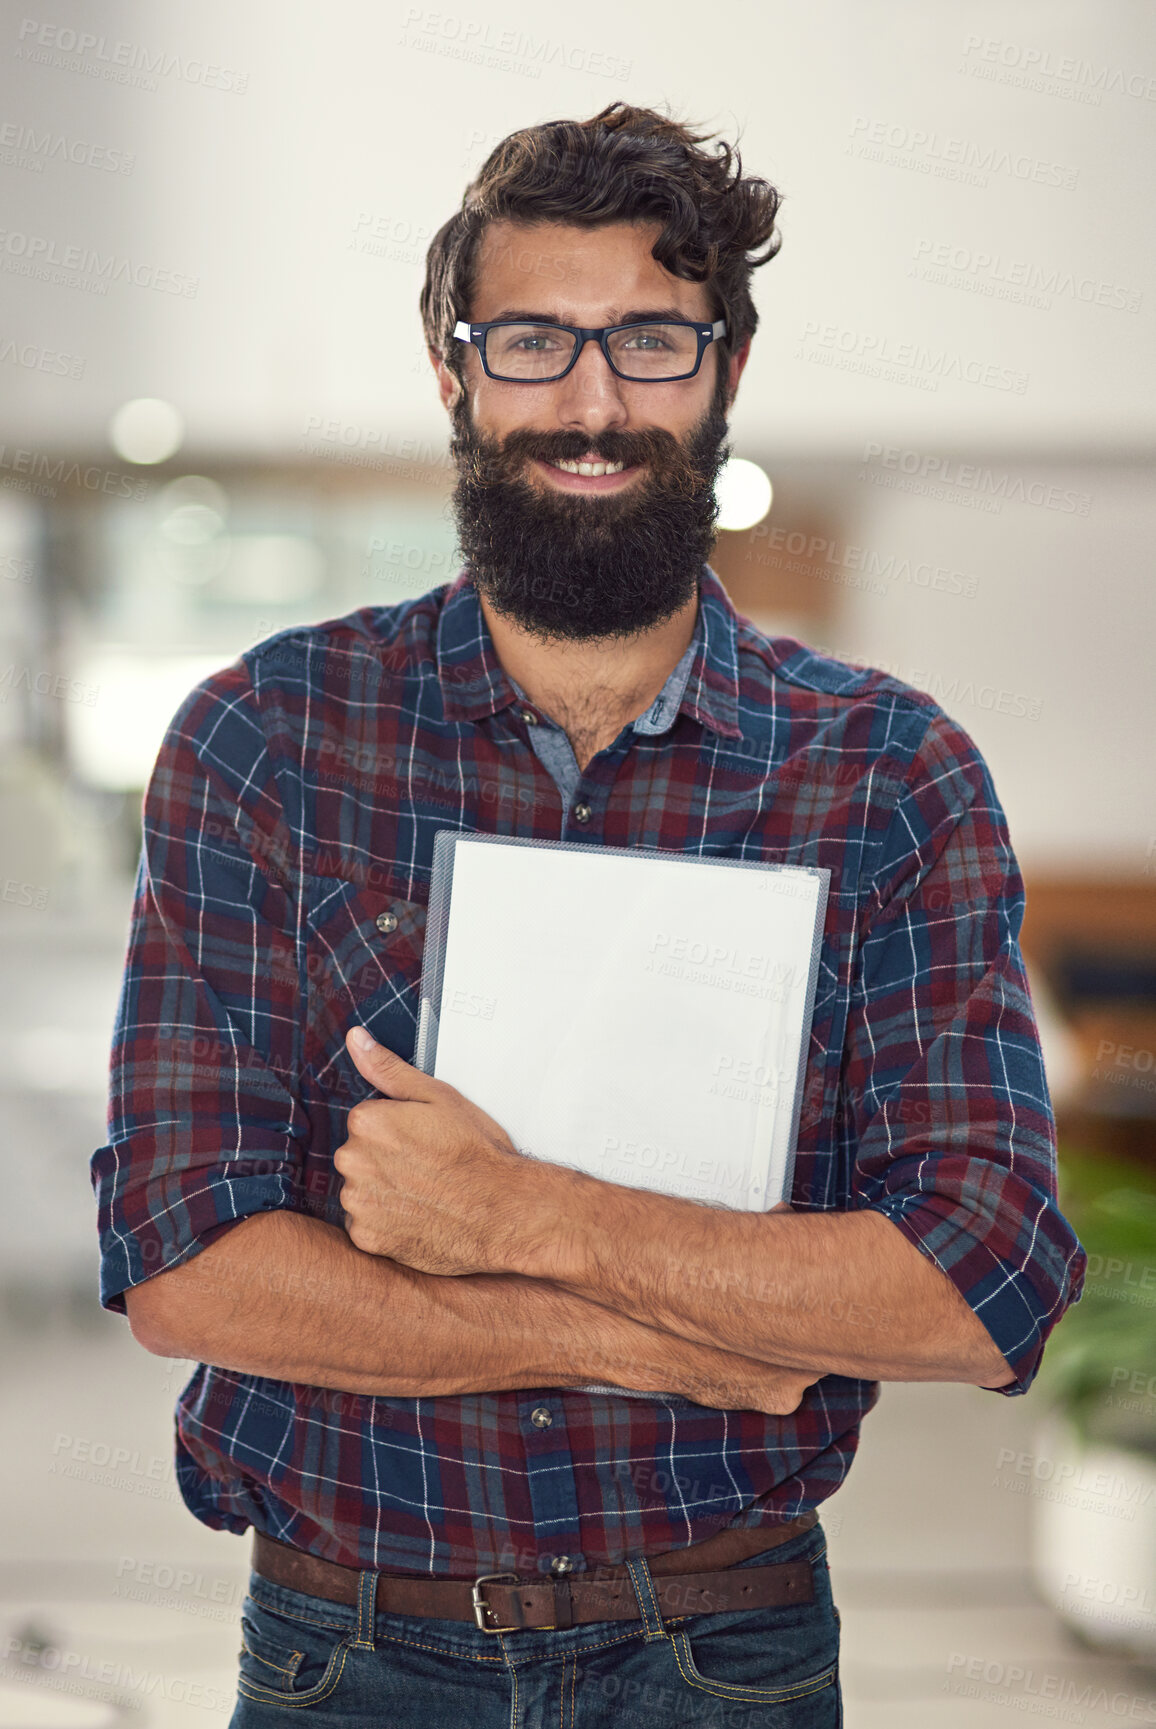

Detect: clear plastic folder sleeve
[414, 830, 830, 1401]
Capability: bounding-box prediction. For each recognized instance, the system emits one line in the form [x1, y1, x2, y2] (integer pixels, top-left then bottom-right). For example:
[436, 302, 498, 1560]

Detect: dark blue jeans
[228, 1517, 842, 1727]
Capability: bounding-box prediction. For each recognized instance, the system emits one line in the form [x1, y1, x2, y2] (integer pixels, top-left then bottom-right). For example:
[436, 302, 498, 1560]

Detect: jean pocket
[669, 1625, 838, 1707]
[666, 1568, 840, 1710]
[237, 1594, 352, 1708]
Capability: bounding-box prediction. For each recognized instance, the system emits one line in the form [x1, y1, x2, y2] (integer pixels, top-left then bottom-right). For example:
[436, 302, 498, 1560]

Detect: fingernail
[349, 1027, 376, 1051]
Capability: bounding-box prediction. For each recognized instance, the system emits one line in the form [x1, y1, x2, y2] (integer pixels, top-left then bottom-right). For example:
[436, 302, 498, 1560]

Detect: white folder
[414, 832, 829, 1398]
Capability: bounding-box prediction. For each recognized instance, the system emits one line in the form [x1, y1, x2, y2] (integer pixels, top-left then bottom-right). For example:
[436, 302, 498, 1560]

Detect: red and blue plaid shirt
[91, 563, 1086, 1575]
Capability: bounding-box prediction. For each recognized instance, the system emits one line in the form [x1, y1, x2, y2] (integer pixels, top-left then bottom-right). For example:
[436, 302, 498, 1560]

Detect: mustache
[451, 420, 711, 499]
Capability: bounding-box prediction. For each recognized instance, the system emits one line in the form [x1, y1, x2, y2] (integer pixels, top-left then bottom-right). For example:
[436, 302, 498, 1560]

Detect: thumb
[344, 1027, 436, 1100]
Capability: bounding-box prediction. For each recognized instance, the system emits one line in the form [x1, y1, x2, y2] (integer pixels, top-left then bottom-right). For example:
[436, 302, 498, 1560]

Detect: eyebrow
[486, 306, 697, 325]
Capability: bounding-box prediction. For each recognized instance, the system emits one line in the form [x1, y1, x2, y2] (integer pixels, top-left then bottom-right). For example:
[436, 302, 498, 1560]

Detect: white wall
[1, 0, 1153, 454]
[2, 0, 1152, 870]
[815, 457, 1156, 873]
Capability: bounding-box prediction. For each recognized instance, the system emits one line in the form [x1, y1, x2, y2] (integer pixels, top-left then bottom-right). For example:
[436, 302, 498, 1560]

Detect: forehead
[471, 218, 712, 322]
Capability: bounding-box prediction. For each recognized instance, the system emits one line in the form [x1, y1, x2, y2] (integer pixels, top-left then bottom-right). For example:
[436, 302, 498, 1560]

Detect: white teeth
[550, 458, 626, 477]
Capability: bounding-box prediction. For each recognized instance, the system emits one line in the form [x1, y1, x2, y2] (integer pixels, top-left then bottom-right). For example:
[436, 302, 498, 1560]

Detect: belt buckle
[471, 1572, 521, 1633]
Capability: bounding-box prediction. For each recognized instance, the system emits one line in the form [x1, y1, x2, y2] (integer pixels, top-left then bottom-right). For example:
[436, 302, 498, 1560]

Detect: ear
[726, 335, 752, 409]
[430, 348, 463, 413]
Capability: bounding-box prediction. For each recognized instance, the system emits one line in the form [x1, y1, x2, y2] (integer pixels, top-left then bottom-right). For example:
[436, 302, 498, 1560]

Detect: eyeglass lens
[483, 322, 701, 380]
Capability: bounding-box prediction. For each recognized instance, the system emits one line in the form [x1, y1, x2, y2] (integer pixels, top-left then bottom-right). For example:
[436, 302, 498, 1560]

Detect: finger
[344, 1028, 439, 1101]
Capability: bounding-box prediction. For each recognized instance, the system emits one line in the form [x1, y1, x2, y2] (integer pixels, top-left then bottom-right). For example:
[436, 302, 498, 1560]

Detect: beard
[445, 381, 733, 643]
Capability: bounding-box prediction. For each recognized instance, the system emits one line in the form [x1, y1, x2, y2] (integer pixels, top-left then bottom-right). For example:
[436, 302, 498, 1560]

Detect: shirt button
[375, 911, 398, 934]
[520, 708, 539, 726]
[530, 1406, 553, 1429]
[573, 803, 591, 824]
[550, 1556, 574, 1576]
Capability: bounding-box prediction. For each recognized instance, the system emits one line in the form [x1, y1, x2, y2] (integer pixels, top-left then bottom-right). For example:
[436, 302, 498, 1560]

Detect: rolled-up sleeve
[90, 657, 309, 1315]
[844, 706, 1086, 1395]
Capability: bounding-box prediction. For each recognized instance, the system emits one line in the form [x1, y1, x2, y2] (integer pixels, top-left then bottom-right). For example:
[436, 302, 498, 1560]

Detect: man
[92, 102, 1086, 1727]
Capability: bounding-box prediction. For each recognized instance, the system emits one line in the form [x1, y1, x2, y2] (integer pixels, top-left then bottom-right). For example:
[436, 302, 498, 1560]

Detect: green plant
[1037, 1143, 1156, 1455]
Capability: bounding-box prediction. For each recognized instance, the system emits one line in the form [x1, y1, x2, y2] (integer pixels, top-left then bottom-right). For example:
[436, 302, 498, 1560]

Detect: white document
[415, 834, 828, 1398]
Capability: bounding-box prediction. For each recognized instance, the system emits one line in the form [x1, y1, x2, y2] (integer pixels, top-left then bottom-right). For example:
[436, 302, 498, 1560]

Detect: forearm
[323, 1021, 1011, 1390]
[524, 1172, 1015, 1386]
[127, 1208, 780, 1400]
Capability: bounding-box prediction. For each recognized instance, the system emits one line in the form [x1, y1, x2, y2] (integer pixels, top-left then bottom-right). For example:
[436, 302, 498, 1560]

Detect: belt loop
[355, 1566, 378, 1650]
[624, 1556, 667, 1642]
[551, 1573, 573, 1631]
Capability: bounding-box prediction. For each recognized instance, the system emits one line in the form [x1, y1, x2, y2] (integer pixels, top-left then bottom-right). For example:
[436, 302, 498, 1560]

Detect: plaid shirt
[91, 563, 1086, 1576]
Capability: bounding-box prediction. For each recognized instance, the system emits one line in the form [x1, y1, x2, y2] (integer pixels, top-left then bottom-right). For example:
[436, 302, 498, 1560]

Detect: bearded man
[93, 100, 1085, 1729]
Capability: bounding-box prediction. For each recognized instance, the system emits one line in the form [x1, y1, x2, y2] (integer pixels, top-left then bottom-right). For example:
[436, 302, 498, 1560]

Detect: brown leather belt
[252, 1511, 819, 1633]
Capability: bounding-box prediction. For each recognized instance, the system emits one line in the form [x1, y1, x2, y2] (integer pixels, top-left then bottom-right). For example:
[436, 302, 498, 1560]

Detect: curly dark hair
[419, 101, 785, 410]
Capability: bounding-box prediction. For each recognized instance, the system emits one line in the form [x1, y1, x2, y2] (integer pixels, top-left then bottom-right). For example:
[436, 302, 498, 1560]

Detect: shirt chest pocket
[302, 875, 428, 1066]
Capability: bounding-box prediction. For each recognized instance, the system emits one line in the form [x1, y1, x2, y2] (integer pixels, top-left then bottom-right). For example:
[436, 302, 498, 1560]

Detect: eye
[494, 325, 569, 354]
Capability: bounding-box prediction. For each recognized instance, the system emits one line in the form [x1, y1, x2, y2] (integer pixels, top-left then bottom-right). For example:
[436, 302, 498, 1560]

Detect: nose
[552, 335, 629, 433]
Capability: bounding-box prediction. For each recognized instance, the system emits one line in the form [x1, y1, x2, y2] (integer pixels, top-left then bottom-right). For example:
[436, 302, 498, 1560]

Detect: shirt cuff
[867, 1188, 1071, 1397]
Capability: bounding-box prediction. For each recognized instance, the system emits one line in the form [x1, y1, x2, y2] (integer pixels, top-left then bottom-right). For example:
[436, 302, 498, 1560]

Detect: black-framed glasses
[453, 317, 727, 383]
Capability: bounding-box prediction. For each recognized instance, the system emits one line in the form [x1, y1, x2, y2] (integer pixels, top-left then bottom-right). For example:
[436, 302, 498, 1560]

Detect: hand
[676, 1200, 816, 1412]
[335, 1029, 544, 1276]
[587, 1328, 823, 1417]
[671, 1351, 823, 1417]
[573, 1192, 814, 1416]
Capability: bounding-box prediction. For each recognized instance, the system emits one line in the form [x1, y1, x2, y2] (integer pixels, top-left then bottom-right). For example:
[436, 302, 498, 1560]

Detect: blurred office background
[2, 2, 1154, 1724]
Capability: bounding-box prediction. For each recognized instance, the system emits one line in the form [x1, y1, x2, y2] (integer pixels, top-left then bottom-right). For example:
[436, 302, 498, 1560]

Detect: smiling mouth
[535, 457, 642, 486]
[549, 457, 627, 476]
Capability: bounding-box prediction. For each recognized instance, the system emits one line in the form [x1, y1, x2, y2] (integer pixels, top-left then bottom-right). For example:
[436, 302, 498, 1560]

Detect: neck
[476, 586, 699, 735]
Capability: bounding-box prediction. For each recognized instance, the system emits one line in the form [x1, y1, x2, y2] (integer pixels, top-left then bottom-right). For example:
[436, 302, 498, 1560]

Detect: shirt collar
[435, 563, 742, 740]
